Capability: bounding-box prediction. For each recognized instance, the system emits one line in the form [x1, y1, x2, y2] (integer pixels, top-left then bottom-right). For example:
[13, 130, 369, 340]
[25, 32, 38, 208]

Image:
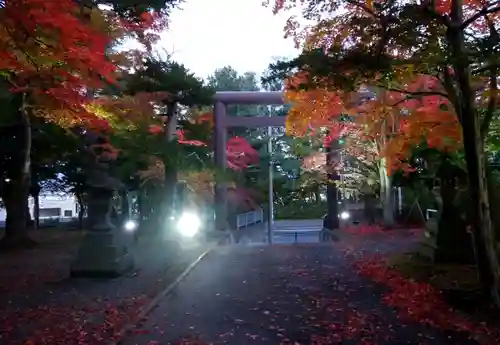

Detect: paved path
[122, 244, 476, 345]
[271, 219, 323, 244]
[235, 219, 324, 244]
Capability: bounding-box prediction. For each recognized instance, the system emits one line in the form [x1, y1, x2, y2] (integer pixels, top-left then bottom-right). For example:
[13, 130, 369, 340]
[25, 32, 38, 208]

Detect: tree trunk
[379, 159, 395, 228]
[314, 188, 321, 204]
[163, 103, 178, 230]
[487, 170, 500, 241]
[325, 136, 339, 230]
[33, 192, 40, 229]
[461, 116, 500, 303]
[0, 93, 35, 248]
[76, 189, 85, 230]
[362, 187, 376, 225]
[448, 5, 500, 305]
[435, 173, 473, 264]
[2, 188, 29, 241]
[119, 189, 130, 225]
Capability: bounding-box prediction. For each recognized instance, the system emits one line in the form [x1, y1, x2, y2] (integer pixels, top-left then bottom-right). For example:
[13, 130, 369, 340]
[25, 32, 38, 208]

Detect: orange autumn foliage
[284, 72, 345, 137]
[285, 73, 462, 173]
[193, 111, 214, 128]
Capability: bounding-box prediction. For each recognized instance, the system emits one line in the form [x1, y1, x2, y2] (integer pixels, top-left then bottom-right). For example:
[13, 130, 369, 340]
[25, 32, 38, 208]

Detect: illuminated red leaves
[355, 258, 472, 329]
[87, 119, 111, 133]
[147, 126, 207, 146]
[148, 124, 163, 135]
[0, 1, 166, 130]
[226, 137, 259, 171]
[176, 130, 206, 147]
[190, 112, 259, 170]
[354, 256, 500, 344]
[0, 0, 117, 129]
[147, 125, 258, 171]
[434, 0, 452, 14]
[1, 0, 115, 85]
[193, 112, 214, 127]
[0, 295, 151, 345]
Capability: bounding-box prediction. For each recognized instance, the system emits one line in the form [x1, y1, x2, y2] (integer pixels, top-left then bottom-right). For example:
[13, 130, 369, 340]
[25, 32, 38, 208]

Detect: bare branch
[462, 0, 500, 29]
[382, 86, 448, 99]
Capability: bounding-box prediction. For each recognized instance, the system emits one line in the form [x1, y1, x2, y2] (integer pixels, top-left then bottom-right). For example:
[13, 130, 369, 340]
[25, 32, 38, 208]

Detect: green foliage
[30, 120, 81, 192]
[208, 66, 263, 129]
[275, 201, 326, 220]
[207, 65, 301, 202]
[110, 57, 217, 190]
[484, 109, 500, 159]
[126, 58, 214, 107]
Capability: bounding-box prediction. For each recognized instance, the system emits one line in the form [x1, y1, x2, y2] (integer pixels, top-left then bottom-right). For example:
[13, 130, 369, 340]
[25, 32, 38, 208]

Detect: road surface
[122, 243, 476, 345]
[271, 219, 323, 244]
[236, 219, 324, 244]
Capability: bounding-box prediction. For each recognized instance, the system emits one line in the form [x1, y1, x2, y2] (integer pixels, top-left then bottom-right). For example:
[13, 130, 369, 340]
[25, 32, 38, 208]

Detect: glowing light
[124, 220, 137, 231]
[339, 211, 350, 220]
[177, 212, 200, 237]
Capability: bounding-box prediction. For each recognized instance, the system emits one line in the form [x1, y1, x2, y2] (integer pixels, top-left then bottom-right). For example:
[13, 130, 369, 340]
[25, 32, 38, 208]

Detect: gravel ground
[122, 242, 477, 345]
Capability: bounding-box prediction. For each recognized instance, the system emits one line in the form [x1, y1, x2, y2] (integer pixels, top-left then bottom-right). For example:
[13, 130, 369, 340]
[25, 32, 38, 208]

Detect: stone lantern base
[70, 230, 134, 278]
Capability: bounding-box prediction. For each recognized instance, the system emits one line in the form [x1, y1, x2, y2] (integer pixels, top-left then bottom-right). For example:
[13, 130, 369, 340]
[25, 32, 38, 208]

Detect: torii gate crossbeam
[213, 91, 285, 232]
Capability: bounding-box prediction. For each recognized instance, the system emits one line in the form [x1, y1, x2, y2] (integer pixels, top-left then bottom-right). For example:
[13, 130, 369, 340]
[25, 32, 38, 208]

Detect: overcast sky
[158, 0, 300, 79]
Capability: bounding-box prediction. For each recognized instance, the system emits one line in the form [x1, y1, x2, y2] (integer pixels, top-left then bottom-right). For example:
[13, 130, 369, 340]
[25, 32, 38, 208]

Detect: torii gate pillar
[212, 91, 285, 231]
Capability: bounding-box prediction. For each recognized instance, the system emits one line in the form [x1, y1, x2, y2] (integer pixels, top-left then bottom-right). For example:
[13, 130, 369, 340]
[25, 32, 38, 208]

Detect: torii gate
[213, 91, 285, 231]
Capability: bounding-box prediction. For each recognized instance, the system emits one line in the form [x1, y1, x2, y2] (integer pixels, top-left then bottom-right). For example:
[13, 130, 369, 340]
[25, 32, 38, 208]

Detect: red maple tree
[147, 123, 259, 171]
[0, 0, 114, 122]
[0, 0, 163, 128]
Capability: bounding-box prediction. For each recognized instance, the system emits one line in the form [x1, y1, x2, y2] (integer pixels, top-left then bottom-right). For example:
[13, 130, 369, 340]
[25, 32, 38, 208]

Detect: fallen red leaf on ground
[354, 256, 500, 344]
[0, 295, 151, 345]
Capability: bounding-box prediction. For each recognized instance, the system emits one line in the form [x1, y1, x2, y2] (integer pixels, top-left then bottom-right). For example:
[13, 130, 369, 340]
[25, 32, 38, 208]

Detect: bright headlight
[177, 212, 200, 237]
[124, 220, 137, 231]
[340, 211, 350, 220]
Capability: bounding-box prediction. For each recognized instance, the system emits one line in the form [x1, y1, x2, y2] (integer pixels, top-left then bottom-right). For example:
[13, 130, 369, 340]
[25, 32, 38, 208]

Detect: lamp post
[267, 124, 274, 244]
